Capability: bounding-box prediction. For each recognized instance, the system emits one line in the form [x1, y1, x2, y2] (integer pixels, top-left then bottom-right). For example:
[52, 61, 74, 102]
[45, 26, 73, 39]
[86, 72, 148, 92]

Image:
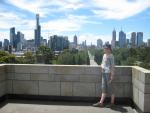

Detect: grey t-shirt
[101, 54, 115, 73]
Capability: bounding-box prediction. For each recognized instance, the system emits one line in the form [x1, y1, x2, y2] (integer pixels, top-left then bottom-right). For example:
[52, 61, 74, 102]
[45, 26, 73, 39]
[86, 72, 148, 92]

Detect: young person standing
[93, 44, 115, 107]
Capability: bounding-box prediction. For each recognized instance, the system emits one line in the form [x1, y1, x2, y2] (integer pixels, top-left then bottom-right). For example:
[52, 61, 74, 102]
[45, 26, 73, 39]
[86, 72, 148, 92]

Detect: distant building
[3, 39, 9, 51]
[16, 31, 24, 51]
[97, 39, 103, 49]
[74, 35, 78, 47]
[41, 39, 47, 46]
[131, 32, 136, 48]
[48, 35, 69, 51]
[111, 29, 116, 49]
[147, 39, 150, 47]
[26, 39, 35, 51]
[34, 14, 41, 48]
[10, 27, 16, 48]
[0, 41, 2, 49]
[136, 32, 143, 47]
[119, 30, 126, 48]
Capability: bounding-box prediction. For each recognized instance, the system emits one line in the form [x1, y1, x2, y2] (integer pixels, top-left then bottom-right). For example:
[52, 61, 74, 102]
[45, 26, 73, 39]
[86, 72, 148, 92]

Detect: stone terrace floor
[0, 99, 136, 113]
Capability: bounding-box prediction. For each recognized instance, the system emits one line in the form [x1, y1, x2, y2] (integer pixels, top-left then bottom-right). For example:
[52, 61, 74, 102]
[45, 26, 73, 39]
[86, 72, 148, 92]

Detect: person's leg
[100, 93, 106, 104]
[111, 94, 115, 104]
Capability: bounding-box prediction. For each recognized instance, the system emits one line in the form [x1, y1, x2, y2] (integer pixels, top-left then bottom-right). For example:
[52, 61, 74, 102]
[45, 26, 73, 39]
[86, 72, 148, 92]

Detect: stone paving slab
[0, 100, 135, 113]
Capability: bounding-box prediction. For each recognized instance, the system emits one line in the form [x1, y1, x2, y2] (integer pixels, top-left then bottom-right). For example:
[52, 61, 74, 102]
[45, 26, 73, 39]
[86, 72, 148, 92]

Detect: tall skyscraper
[111, 29, 116, 48]
[35, 14, 41, 48]
[97, 39, 103, 49]
[119, 30, 126, 48]
[136, 32, 143, 47]
[0, 41, 2, 49]
[3, 39, 9, 51]
[147, 39, 150, 47]
[131, 32, 136, 48]
[74, 35, 77, 47]
[10, 27, 16, 48]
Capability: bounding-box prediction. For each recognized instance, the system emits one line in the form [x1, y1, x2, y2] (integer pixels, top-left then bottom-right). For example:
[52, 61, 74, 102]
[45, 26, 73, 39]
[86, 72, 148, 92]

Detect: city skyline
[0, 0, 150, 45]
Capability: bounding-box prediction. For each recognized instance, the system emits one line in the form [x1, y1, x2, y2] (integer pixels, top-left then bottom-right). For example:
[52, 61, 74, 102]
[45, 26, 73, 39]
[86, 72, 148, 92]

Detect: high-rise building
[131, 32, 136, 48]
[3, 39, 9, 51]
[119, 30, 126, 48]
[0, 41, 2, 49]
[35, 14, 41, 48]
[97, 39, 103, 49]
[111, 29, 116, 48]
[74, 35, 77, 47]
[16, 31, 24, 51]
[49, 35, 69, 51]
[147, 39, 150, 47]
[10, 27, 16, 48]
[136, 32, 143, 47]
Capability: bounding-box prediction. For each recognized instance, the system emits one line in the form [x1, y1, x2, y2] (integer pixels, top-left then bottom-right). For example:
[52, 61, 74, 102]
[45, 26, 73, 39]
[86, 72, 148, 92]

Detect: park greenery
[89, 47, 150, 70]
[0, 46, 90, 65]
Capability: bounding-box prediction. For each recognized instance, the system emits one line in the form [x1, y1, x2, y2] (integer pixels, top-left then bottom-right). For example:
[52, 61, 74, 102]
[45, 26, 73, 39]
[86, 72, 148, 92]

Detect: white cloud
[6, 0, 85, 17]
[92, 0, 150, 20]
[41, 15, 87, 33]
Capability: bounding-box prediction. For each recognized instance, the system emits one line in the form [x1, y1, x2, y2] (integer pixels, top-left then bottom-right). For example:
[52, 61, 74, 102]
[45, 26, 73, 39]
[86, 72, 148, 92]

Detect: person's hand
[109, 75, 114, 83]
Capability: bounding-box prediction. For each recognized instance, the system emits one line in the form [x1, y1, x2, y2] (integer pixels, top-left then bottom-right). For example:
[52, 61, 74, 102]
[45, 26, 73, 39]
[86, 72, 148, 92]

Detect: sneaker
[93, 102, 104, 107]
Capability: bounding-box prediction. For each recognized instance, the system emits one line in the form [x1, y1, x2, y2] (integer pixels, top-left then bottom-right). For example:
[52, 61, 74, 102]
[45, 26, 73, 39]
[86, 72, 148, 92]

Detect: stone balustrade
[0, 64, 150, 113]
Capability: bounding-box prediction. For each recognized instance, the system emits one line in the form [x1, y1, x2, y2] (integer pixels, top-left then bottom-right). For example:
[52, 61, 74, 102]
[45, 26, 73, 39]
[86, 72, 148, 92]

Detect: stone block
[145, 73, 150, 84]
[84, 66, 101, 75]
[13, 80, 38, 95]
[55, 66, 85, 75]
[6, 73, 14, 80]
[0, 72, 5, 81]
[15, 65, 31, 73]
[39, 81, 60, 96]
[0, 81, 6, 97]
[14, 73, 30, 80]
[95, 83, 101, 97]
[124, 83, 132, 98]
[30, 66, 49, 74]
[6, 80, 13, 94]
[133, 86, 139, 106]
[79, 74, 101, 83]
[73, 82, 95, 97]
[61, 82, 72, 96]
[113, 75, 131, 83]
[5, 65, 15, 73]
[144, 94, 150, 112]
[49, 66, 57, 74]
[31, 73, 50, 81]
[54, 74, 80, 82]
[138, 90, 144, 112]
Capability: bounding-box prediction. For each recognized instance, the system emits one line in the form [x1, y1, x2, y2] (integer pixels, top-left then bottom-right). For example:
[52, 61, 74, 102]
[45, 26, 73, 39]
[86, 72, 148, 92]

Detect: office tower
[111, 29, 116, 48]
[131, 32, 136, 48]
[34, 14, 41, 48]
[10, 27, 16, 48]
[136, 32, 143, 47]
[49, 35, 69, 51]
[74, 35, 77, 47]
[16, 31, 24, 51]
[0, 41, 2, 49]
[147, 39, 150, 47]
[97, 39, 103, 49]
[119, 30, 126, 48]
[3, 39, 9, 51]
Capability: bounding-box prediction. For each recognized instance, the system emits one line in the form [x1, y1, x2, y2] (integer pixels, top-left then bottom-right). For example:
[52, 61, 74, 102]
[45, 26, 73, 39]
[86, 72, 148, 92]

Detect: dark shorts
[101, 73, 114, 95]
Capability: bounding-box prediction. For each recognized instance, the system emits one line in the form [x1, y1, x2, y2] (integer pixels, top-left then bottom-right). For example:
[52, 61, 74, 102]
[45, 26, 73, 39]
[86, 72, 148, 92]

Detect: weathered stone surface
[39, 81, 60, 96]
[61, 82, 72, 96]
[79, 75, 100, 83]
[30, 66, 49, 74]
[6, 80, 13, 94]
[5, 65, 15, 73]
[124, 84, 132, 97]
[14, 73, 30, 80]
[6, 73, 14, 80]
[73, 82, 95, 97]
[84, 66, 101, 75]
[95, 83, 101, 97]
[133, 86, 139, 106]
[0, 81, 6, 97]
[31, 73, 49, 81]
[138, 90, 144, 112]
[15, 65, 31, 73]
[144, 94, 150, 112]
[112, 83, 124, 97]
[54, 74, 80, 82]
[13, 80, 38, 95]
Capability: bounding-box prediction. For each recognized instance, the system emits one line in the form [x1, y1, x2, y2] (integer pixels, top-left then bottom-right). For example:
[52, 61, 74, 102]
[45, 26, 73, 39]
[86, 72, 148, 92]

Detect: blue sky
[0, 0, 150, 45]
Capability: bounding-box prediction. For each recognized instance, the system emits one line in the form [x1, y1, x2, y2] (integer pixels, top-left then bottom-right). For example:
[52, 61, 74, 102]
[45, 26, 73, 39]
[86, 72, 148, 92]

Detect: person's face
[103, 48, 110, 54]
